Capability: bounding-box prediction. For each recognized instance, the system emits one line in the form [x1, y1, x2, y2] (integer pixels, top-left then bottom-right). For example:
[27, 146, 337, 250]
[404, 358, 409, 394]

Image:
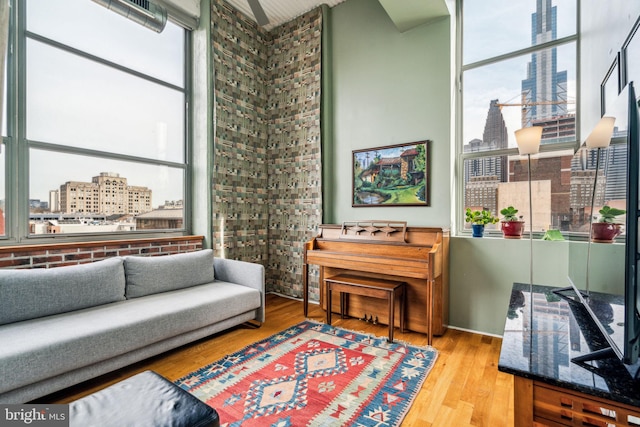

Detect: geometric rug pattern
[176, 321, 438, 426]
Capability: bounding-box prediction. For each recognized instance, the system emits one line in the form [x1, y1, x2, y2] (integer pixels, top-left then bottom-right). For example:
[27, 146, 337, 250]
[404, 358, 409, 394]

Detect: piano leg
[400, 285, 406, 333]
[326, 281, 332, 325]
[427, 279, 434, 346]
[389, 291, 395, 343]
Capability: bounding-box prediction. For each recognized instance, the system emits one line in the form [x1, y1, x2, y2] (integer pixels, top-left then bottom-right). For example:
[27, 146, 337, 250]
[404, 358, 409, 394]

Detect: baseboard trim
[267, 292, 502, 338]
[266, 291, 319, 305]
[447, 325, 503, 339]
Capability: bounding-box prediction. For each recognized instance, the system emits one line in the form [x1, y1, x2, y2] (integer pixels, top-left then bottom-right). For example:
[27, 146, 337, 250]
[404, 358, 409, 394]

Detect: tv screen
[624, 81, 640, 365]
[558, 82, 640, 370]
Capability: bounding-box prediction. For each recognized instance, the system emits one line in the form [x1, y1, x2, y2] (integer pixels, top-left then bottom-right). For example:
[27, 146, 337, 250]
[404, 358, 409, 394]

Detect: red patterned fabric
[177, 321, 437, 426]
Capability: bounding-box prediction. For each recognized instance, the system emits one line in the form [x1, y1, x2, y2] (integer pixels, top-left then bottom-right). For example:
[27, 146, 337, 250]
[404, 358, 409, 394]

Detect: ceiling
[224, 0, 451, 32]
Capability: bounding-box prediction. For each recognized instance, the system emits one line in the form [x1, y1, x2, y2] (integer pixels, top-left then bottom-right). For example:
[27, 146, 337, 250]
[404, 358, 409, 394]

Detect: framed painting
[352, 141, 430, 207]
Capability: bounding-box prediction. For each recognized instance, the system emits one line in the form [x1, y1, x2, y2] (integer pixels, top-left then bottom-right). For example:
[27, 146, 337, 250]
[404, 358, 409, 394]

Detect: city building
[463, 99, 510, 214]
[533, 114, 576, 144]
[521, 0, 569, 128]
[464, 175, 500, 217]
[464, 0, 585, 232]
[464, 100, 509, 182]
[509, 150, 573, 230]
[57, 172, 152, 216]
[0, 0, 635, 420]
[49, 190, 59, 213]
[136, 208, 183, 230]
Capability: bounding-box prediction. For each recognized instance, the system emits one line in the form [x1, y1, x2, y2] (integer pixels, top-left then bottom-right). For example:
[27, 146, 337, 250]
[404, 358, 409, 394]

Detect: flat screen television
[557, 81, 640, 369]
[623, 81, 640, 366]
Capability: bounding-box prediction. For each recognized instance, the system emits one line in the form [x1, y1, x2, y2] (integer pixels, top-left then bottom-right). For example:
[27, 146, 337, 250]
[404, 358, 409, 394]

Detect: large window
[460, 0, 582, 234]
[2, 0, 189, 242]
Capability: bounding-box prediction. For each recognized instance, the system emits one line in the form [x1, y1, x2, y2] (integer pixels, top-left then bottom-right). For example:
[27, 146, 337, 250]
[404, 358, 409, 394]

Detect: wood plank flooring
[40, 294, 515, 426]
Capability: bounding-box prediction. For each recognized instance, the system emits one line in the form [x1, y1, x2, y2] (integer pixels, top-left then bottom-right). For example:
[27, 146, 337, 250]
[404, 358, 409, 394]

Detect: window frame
[456, 0, 582, 238]
[1, 0, 192, 245]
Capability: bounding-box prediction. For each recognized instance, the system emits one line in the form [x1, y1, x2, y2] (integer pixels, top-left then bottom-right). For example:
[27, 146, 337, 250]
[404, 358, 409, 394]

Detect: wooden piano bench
[325, 273, 406, 342]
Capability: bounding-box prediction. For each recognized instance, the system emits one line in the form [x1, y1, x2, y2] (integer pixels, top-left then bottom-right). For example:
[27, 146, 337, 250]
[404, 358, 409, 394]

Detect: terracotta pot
[591, 222, 622, 243]
[501, 221, 524, 239]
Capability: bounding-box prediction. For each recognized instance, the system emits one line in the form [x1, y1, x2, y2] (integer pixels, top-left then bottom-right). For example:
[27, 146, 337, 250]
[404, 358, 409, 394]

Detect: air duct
[92, 0, 168, 33]
[247, 0, 269, 27]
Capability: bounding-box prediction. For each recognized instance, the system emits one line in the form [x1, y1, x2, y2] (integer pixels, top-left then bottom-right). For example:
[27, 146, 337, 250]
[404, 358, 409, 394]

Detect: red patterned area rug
[176, 320, 438, 427]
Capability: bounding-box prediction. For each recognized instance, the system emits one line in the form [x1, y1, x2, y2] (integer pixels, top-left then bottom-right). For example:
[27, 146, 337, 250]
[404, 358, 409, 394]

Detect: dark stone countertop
[498, 283, 640, 408]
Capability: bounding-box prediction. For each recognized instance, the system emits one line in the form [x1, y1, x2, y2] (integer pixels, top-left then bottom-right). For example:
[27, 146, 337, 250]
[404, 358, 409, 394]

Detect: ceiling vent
[92, 0, 168, 33]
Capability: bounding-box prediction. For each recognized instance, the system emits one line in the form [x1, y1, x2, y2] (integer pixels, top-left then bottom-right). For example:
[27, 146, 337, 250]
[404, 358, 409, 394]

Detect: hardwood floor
[42, 294, 515, 426]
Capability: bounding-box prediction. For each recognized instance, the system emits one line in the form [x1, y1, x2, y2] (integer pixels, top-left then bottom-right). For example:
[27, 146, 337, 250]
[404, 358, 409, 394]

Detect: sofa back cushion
[123, 249, 215, 299]
[0, 257, 126, 325]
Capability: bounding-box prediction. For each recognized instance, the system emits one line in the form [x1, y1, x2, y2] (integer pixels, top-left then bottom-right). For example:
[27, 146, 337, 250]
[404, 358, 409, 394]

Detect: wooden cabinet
[500, 284, 640, 427]
[515, 377, 640, 427]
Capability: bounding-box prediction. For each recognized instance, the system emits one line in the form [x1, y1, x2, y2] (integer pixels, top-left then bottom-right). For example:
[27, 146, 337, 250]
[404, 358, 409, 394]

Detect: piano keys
[303, 221, 449, 344]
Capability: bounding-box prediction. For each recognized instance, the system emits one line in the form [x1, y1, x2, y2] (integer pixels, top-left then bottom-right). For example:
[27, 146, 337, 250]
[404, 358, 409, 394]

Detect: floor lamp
[515, 126, 542, 289]
[584, 116, 616, 296]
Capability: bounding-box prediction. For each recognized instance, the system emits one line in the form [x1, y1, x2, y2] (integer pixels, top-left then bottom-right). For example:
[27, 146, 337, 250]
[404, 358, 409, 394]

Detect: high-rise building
[463, 99, 509, 211]
[602, 144, 628, 203]
[57, 172, 152, 215]
[521, 0, 568, 129]
[465, 175, 500, 215]
[464, 1, 582, 230]
[569, 141, 628, 228]
[532, 114, 576, 144]
[49, 190, 59, 213]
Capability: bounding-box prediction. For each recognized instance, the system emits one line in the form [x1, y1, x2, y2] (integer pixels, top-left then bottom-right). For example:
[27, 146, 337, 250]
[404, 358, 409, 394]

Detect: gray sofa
[0, 249, 265, 404]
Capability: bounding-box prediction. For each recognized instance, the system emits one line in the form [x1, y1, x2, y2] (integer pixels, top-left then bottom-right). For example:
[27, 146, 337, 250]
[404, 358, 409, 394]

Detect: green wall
[327, 0, 452, 227]
[451, 238, 624, 335]
[326, 0, 635, 336]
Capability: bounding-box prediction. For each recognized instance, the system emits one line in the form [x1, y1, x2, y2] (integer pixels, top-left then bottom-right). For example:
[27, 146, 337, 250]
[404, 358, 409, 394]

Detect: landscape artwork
[352, 141, 430, 207]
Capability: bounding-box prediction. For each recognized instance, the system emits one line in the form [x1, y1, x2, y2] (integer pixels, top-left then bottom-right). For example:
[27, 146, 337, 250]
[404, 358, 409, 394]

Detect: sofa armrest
[213, 258, 265, 323]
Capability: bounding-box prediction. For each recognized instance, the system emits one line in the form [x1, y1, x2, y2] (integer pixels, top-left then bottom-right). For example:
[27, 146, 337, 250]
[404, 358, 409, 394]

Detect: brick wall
[0, 236, 204, 269]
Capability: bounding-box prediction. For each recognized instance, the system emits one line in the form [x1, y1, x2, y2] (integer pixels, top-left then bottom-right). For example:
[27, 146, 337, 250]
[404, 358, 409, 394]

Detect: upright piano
[303, 221, 449, 344]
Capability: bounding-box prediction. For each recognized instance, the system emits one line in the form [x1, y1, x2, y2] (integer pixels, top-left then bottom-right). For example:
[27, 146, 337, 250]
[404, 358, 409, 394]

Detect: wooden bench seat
[324, 273, 406, 342]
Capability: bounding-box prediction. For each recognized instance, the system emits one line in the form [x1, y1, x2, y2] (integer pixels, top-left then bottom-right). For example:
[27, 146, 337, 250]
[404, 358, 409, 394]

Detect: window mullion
[459, 0, 580, 236]
[3, 0, 191, 244]
[12, 0, 29, 242]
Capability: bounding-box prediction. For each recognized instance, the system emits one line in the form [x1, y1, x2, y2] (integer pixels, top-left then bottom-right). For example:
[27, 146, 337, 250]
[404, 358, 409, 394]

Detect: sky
[354, 143, 420, 168]
[19, 0, 581, 204]
[462, 0, 578, 147]
[26, 0, 186, 206]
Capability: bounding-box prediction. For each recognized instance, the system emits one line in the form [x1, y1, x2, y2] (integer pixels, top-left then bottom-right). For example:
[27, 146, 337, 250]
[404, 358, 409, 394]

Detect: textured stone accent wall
[211, 1, 323, 299]
[266, 10, 323, 298]
[211, 1, 270, 265]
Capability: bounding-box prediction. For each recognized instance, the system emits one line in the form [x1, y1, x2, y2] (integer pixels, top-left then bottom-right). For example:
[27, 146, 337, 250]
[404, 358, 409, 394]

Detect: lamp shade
[515, 126, 543, 155]
[585, 116, 615, 149]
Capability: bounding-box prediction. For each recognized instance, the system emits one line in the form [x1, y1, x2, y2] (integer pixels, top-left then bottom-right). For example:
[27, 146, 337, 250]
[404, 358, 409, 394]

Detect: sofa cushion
[124, 250, 215, 299]
[0, 280, 261, 395]
[0, 257, 126, 326]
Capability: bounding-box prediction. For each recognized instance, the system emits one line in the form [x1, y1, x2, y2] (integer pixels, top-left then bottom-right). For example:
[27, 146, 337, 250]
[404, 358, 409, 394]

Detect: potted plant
[591, 205, 626, 243]
[465, 208, 499, 238]
[500, 206, 525, 239]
